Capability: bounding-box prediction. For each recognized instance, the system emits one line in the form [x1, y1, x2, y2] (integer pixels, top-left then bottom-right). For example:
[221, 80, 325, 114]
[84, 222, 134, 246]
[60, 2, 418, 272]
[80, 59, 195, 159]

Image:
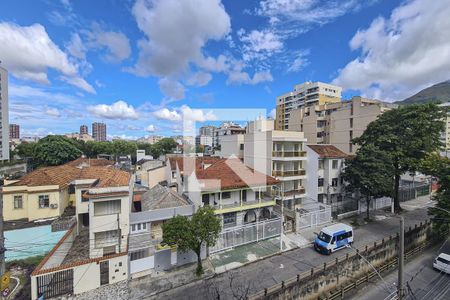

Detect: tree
[156, 138, 177, 155]
[33, 135, 83, 166]
[162, 206, 221, 276]
[420, 154, 450, 234]
[353, 104, 446, 213]
[195, 144, 205, 154]
[342, 144, 394, 220]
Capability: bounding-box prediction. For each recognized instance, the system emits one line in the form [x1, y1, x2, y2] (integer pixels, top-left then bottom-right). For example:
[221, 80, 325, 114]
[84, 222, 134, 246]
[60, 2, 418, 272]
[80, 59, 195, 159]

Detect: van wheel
[328, 249, 332, 255]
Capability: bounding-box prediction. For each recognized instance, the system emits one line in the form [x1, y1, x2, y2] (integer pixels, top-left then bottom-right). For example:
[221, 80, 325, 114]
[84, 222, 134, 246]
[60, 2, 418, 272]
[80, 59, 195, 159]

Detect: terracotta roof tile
[308, 145, 349, 158]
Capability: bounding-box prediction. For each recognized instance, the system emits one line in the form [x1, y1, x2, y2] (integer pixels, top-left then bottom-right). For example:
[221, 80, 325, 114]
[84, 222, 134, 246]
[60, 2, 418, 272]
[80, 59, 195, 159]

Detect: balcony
[272, 169, 306, 177]
[273, 187, 306, 199]
[272, 151, 307, 158]
[212, 195, 275, 214]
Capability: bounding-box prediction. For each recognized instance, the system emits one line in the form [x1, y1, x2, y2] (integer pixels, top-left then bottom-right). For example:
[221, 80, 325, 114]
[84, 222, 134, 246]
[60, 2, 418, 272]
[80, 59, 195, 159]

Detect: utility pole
[0, 189, 5, 275]
[398, 216, 404, 300]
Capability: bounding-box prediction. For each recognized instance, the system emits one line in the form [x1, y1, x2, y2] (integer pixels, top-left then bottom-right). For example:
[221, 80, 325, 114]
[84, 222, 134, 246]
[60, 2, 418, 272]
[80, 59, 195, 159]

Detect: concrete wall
[305, 147, 319, 201]
[220, 134, 244, 159]
[251, 220, 434, 300]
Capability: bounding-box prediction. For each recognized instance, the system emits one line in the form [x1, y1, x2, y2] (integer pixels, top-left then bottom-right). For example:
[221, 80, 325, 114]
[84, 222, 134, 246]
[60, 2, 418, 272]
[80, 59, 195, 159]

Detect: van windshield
[318, 232, 332, 243]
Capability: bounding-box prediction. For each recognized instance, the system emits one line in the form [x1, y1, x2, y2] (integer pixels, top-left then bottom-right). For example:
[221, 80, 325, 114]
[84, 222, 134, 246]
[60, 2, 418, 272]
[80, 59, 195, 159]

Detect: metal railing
[272, 151, 307, 158]
[272, 169, 306, 177]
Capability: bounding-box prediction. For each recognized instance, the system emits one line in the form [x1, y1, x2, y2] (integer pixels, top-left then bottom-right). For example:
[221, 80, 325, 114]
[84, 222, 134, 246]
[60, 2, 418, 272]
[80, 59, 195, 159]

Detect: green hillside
[398, 80, 450, 105]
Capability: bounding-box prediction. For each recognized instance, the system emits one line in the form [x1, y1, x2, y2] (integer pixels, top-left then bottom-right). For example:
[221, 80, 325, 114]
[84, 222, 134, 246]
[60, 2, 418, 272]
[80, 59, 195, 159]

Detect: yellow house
[2, 158, 113, 222]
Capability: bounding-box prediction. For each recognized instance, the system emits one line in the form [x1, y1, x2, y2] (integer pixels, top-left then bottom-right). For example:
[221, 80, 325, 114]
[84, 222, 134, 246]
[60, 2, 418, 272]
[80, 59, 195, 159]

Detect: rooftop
[308, 145, 349, 158]
[141, 184, 191, 211]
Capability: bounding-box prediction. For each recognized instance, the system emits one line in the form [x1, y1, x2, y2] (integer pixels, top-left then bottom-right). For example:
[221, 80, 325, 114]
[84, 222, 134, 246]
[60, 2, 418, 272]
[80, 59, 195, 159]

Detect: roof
[195, 158, 279, 191]
[141, 184, 191, 210]
[168, 156, 221, 172]
[308, 145, 349, 158]
[438, 253, 450, 260]
[321, 223, 353, 235]
[8, 158, 129, 189]
[66, 157, 114, 167]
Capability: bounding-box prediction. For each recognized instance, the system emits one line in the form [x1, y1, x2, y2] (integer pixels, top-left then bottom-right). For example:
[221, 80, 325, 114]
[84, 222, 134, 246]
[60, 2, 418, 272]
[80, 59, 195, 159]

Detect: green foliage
[354, 103, 446, 212]
[420, 154, 450, 234]
[195, 144, 205, 154]
[33, 135, 83, 166]
[162, 206, 221, 276]
[342, 144, 394, 220]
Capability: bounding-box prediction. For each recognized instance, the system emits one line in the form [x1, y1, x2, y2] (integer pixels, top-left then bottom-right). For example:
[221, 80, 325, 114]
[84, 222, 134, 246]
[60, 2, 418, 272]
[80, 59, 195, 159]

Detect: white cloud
[66, 33, 87, 60]
[186, 71, 213, 87]
[145, 124, 156, 132]
[85, 23, 131, 63]
[158, 77, 185, 100]
[129, 0, 231, 77]
[287, 50, 310, 72]
[227, 70, 273, 85]
[153, 105, 216, 123]
[87, 100, 139, 120]
[0, 22, 94, 93]
[268, 108, 276, 119]
[60, 76, 96, 94]
[46, 107, 61, 117]
[238, 29, 283, 61]
[333, 0, 450, 101]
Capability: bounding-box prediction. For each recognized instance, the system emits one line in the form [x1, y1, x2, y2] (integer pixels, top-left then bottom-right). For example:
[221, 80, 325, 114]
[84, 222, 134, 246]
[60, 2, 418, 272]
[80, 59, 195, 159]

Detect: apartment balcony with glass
[272, 142, 307, 160]
[272, 161, 306, 180]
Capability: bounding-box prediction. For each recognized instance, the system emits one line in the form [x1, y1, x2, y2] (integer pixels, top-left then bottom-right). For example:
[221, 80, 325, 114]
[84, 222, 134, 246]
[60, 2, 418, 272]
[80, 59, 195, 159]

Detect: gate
[36, 269, 73, 298]
[297, 203, 331, 231]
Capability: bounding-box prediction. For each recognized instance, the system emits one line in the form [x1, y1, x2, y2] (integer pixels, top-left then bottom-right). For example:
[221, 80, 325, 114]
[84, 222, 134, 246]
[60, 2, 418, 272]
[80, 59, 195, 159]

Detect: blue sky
[1, 0, 449, 139]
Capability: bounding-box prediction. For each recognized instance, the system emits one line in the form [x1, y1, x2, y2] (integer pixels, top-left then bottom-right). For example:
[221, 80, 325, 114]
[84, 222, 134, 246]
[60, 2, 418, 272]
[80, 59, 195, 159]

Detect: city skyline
[0, 0, 449, 139]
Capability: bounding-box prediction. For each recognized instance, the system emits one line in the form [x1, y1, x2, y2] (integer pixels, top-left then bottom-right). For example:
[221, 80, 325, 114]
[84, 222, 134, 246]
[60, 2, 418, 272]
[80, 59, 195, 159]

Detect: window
[318, 178, 324, 187]
[94, 200, 121, 216]
[130, 249, 149, 261]
[221, 192, 231, 199]
[223, 212, 236, 227]
[81, 190, 88, 202]
[131, 222, 148, 234]
[38, 195, 49, 208]
[95, 230, 119, 248]
[202, 194, 210, 206]
[14, 196, 23, 209]
[332, 178, 338, 187]
[340, 177, 345, 185]
[240, 144, 244, 150]
[255, 191, 262, 200]
[318, 194, 324, 203]
[349, 118, 353, 128]
[332, 160, 339, 169]
[318, 160, 324, 169]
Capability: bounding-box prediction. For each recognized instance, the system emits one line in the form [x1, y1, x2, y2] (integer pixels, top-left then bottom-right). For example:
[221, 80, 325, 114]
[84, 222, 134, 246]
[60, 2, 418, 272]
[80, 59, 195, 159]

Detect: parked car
[433, 253, 450, 274]
[314, 223, 353, 255]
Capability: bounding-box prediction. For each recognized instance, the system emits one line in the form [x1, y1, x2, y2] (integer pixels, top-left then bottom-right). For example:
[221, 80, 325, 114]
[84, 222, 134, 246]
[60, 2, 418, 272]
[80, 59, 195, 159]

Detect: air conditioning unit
[50, 203, 58, 209]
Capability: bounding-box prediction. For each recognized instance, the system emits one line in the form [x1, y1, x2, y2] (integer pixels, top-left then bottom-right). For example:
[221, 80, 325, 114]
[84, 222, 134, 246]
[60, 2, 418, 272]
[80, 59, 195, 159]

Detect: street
[348, 240, 450, 300]
[142, 207, 430, 300]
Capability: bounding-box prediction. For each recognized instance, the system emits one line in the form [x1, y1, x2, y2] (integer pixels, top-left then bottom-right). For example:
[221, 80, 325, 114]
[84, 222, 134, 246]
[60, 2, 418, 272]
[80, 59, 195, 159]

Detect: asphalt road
[143, 207, 430, 300]
[347, 240, 450, 300]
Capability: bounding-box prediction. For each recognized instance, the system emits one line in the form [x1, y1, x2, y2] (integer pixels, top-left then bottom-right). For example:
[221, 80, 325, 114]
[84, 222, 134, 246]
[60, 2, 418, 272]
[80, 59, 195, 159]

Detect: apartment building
[30, 161, 131, 298]
[242, 119, 308, 231]
[439, 102, 450, 157]
[9, 124, 19, 139]
[306, 145, 348, 206]
[65, 132, 94, 142]
[2, 158, 114, 221]
[0, 66, 9, 161]
[214, 121, 246, 148]
[275, 81, 342, 130]
[80, 124, 88, 135]
[289, 96, 397, 154]
[92, 122, 107, 141]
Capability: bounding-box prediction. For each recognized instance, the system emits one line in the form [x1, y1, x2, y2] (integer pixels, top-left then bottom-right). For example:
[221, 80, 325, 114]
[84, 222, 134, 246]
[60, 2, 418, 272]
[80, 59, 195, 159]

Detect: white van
[433, 253, 450, 274]
[314, 223, 353, 255]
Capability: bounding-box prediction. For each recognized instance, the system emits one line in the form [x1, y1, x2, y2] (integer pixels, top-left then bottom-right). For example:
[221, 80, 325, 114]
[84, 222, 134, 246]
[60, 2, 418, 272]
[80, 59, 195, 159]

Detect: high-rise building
[439, 102, 450, 157]
[275, 82, 342, 130]
[288, 96, 397, 154]
[80, 124, 88, 135]
[196, 125, 216, 147]
[9, 124, 19, 139]
[0, 66, 9, 161]
[92, 122, 107, 141]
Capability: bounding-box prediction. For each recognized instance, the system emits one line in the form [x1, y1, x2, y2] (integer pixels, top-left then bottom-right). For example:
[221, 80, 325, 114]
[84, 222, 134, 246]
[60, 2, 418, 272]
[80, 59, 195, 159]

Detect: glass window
[318, 160, 324, 169]
[332, 160, 339, 169]
[318, 178, 324, 187]
[222, 192, 231, 199]
[332, 178, 339, 187]
[437, 257, 450, 264]
[318, 232, 331, 243]
[130, 249, 149, 261]
[94, 200, 121, 216]
[223, 212, 236, 226]
[14, 196, 23, 209]
[38, 195, 49, 208]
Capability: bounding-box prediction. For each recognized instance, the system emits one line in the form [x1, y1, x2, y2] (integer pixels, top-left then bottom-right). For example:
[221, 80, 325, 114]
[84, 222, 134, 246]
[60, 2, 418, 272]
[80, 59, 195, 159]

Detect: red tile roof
[308, 145, 349, 158]
[168, 156, 221, 173]
[195, 158, 279, 191]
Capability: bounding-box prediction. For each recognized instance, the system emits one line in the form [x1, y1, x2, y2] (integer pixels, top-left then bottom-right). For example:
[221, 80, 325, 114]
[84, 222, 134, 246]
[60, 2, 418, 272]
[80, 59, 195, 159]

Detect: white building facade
[0, 66, 9, 161]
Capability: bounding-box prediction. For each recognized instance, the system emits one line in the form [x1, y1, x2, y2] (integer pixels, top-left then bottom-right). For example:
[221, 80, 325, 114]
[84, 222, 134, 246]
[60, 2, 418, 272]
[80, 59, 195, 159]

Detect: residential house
[135, 159, 165, 188]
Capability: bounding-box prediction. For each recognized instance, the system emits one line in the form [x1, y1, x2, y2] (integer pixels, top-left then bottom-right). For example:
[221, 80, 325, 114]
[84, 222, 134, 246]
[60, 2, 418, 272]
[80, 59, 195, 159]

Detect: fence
[399, 180, 430, 202]
[36, 269, 74, 298]
[297, 203, 332, 231]
[209, 218, 281, 253]
[359, 196, 392, 213]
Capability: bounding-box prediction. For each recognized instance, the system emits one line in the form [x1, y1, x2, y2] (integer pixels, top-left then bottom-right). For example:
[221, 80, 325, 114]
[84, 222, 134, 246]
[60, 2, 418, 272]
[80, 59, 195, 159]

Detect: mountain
[398, 80, 450, 105]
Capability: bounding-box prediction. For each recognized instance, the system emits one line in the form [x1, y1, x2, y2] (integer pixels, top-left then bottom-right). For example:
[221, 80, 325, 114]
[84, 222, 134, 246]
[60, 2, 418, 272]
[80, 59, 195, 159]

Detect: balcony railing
[272, 151, 307, 158]
[272, 169, 306, 177]
[212, 194, 274, 210]
[272, 187, 306, 198]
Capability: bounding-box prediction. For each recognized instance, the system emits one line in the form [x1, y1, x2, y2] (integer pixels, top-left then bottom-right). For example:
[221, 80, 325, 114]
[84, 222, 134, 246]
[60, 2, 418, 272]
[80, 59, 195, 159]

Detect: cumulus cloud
[238, 29, 283, 62]
[129, 0, 231, 77]
[153, 105, 216, 123]
[268, 108, 276, 119]
[85, 23, 131, 63]
[186, 71, 213, 87]
[87, 100, 139, 120]
[333, 0, 450, 101]
[45, 107, 61, 118]
[0, 22, 94, 93]
[66, 33, 87, 60]
[227, 70, 273, 85]
[158, 77, 185, 100]
[145, 124, 156, 132]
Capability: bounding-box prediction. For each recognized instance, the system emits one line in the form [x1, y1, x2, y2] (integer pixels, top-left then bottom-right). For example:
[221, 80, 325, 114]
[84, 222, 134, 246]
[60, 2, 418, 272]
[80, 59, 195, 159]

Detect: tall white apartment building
[439, 102, 450, 157]
[275, 81, 342, 130]
[221, 119, 308, 231]
[0, 66, 9, 161]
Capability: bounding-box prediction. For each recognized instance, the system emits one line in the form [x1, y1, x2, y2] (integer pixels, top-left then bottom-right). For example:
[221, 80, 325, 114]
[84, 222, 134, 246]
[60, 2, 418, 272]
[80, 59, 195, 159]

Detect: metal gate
[297, 204, 331, 231]
[100, 260, 109, 285]
[36, 269, 73, 298]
